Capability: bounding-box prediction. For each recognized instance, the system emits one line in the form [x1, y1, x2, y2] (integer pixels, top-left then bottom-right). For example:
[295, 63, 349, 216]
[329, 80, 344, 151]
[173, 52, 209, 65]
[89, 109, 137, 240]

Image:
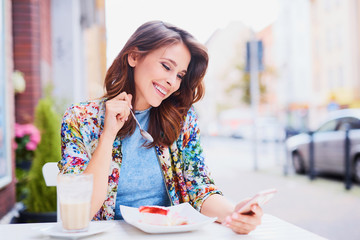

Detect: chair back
[42, 162, 59, 186]
[42, 162, 60, 221]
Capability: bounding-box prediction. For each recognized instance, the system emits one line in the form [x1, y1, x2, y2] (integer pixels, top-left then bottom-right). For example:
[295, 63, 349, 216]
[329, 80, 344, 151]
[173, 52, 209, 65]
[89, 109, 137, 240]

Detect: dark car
[286, 109, 360, 182]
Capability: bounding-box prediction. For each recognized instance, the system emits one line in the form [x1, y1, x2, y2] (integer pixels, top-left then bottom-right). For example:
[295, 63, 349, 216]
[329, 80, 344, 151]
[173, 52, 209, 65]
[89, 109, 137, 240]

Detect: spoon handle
[129, 108, 142, 130]
[129, 108, 154, 142]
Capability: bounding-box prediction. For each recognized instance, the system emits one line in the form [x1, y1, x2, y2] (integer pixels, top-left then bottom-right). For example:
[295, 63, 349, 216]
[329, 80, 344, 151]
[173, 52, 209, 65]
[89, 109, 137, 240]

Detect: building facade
[274, 0, 313, 130]
[274, 0, 360, 129]
[310, 0, 360, 112]
[52, 0, 107, 113]
[197, 22, 253, 135]
[12, 0, 51, 124]
[257, 25, 280, 116]
[0, 0, 16, 220]
[0, 0, 106, 221]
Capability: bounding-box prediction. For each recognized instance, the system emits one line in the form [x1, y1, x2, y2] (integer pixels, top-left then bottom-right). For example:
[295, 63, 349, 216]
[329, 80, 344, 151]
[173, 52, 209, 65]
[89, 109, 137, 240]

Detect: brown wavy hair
[103, 21, 208, 147]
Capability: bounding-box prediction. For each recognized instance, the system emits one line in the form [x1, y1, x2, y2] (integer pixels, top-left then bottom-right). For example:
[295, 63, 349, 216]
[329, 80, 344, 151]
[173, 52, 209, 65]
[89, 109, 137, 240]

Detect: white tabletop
[2, 214, 327, 240]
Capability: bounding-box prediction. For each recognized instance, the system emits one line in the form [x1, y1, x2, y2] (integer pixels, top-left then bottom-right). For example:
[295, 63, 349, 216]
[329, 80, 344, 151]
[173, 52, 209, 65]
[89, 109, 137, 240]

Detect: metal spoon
[129, 108, 154, 142]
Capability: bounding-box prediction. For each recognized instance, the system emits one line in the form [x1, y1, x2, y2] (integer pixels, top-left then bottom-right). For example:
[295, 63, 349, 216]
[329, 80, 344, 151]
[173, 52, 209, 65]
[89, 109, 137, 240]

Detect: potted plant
[15, 97, 60, 223]
[14, 123, 41, 202]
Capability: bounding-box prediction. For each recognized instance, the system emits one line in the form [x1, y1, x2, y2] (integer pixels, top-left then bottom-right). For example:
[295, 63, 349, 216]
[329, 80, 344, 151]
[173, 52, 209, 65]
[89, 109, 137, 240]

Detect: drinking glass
[57, 173, 93, 232]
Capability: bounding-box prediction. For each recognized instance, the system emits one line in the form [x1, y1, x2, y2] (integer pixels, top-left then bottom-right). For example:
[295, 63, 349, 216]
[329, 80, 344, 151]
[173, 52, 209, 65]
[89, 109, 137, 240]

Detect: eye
[177, 74, 185, 80]
[161, 63, 170, 71]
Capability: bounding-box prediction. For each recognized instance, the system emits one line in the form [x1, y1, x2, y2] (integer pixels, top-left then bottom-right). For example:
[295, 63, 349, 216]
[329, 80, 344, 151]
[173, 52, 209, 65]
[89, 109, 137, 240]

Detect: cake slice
[138, 206, 188, 226]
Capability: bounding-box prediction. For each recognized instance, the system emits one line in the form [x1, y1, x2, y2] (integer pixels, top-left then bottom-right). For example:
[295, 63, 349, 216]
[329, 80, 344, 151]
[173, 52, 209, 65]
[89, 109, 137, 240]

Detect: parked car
[286, 109, 360, 182]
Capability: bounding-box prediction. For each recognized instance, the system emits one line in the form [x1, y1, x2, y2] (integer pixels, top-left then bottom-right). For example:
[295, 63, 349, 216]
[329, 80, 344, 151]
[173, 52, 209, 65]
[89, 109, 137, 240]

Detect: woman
[59, 20, 263, 234]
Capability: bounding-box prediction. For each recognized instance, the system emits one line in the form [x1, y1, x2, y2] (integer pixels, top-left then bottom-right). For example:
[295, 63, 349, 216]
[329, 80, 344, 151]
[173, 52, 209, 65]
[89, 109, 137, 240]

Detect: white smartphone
[237, 188, 277, 213]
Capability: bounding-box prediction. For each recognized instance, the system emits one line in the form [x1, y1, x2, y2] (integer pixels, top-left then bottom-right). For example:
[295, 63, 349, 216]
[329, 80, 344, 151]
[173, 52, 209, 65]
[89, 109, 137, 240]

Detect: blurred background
[1, 0, 360, 239]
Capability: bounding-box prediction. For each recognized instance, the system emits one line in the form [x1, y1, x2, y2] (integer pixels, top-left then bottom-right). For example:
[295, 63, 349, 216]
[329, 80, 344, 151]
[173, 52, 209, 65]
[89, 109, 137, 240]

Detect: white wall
[274, 0, 312, 106]
[274, 0, 312, 129]
[51, 0, 88, 109]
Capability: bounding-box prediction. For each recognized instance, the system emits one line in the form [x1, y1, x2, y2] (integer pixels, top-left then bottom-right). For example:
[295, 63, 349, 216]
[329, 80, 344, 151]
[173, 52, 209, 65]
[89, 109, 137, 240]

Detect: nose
[166, 74, 176, 86]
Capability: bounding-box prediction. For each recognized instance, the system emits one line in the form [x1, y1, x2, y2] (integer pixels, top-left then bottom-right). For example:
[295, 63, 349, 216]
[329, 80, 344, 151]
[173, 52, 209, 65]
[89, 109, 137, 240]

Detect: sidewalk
[202, 136, 360, 240]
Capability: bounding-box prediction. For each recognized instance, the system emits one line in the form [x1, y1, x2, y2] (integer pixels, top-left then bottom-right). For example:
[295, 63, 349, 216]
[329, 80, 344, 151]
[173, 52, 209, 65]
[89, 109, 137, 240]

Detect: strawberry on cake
[138, 206, 188, 226]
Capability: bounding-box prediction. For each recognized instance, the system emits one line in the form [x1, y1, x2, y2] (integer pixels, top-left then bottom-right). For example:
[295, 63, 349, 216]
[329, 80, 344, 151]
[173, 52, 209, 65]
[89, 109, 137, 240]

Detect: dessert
[138, 206, 188, 226]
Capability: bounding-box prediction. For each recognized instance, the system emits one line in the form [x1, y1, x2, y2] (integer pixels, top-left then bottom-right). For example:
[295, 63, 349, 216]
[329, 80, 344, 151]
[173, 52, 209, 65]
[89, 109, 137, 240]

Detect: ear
[127, 48, 139, 67]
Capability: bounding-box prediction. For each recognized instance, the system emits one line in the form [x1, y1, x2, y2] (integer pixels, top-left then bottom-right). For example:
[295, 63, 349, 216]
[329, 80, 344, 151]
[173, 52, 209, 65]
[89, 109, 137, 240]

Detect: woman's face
[129, 42, 191, 110]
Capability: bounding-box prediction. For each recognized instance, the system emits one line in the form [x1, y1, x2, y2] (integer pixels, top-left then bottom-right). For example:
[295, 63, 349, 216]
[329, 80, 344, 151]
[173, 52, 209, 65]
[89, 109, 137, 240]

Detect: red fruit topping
[139, 206, 169, 215]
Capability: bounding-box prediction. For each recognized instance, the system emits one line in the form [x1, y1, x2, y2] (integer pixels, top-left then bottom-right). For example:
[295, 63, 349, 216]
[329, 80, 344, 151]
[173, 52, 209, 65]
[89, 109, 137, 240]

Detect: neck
[134, 98, 151, 111]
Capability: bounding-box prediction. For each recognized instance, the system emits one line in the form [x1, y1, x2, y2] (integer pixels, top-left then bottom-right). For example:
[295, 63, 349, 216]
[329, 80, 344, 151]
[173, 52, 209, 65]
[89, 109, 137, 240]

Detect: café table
[1, 214, 327, 240]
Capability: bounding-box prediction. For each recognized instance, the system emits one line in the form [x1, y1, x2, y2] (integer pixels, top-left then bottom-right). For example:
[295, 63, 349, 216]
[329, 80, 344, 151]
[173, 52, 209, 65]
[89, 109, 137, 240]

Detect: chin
[151, 102, 162, 108]
[148, 98, 164, 108]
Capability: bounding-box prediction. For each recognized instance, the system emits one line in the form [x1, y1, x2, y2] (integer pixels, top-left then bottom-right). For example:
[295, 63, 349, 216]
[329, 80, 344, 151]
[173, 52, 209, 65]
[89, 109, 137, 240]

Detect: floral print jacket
[59, 99, 222, 220]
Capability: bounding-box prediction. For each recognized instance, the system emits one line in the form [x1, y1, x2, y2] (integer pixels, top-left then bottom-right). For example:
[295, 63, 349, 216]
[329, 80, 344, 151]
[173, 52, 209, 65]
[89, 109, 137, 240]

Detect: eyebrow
[161, 58, 187, 74]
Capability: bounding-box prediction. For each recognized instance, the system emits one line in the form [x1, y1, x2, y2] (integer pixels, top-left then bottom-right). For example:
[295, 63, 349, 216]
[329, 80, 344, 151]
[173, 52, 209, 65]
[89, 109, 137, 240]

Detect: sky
[105, 0, 279, 66]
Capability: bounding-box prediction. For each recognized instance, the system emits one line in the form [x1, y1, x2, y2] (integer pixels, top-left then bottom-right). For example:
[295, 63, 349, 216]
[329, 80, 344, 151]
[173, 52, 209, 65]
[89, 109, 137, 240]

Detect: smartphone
[237, 188, 277, 213]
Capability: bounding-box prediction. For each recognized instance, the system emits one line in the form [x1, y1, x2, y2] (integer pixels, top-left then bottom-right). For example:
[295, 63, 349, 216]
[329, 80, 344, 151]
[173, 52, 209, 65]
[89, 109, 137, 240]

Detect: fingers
[225, 215, 257, 234]
[103, 92, 133, 137]
[113, 92, 133, 109]
[109, 92, 133, 120]
[223, 204, 263, 235]
[250, 204, 263, 217]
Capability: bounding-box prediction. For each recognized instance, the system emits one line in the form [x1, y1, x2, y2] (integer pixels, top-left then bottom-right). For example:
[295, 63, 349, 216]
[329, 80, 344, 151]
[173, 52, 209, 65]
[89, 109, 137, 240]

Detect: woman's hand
[103, 92, 132, 139]
[223, 199, 263, 234]
[200, 194, 263, 235]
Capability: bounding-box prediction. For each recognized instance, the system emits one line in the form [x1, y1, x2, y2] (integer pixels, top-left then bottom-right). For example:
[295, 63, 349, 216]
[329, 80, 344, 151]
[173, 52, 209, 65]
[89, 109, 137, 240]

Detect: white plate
[120, 203, 217, 234]
[39, 221, 115, 239]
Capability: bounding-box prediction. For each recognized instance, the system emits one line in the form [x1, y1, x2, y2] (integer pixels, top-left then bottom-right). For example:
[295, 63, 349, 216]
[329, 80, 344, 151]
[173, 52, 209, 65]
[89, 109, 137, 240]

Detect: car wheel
[354, 156, 360, 183]
[292, 152, 305, 174]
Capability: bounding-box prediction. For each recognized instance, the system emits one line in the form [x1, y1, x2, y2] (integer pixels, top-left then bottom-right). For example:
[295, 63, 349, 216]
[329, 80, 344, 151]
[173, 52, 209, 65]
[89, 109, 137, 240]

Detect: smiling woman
[58, 20, 263, 235]
[103, 21, 207, 147]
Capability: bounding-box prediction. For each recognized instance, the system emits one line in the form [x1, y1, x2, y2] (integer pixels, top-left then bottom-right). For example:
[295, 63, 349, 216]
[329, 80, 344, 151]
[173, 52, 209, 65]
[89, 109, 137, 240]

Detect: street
[201, 136, 360, 240]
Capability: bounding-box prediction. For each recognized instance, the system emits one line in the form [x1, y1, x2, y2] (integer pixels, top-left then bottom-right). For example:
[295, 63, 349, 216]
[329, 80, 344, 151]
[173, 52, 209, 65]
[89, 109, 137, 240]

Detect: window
[317, 119, 339, 132]
[338, 117, 360, 130]
[0, 2, 12, 189]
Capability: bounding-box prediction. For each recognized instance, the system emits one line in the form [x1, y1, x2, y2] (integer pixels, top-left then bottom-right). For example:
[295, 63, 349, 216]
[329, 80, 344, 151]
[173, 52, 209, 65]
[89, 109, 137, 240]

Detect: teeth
[154, 84, 167, 95]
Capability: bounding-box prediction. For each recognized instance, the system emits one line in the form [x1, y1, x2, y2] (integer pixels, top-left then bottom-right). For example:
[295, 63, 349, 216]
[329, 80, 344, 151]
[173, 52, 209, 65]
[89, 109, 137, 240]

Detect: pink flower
[14, 123, 41, 162]
[25, 141, 37, 151]
[15, 123, 25, 138]
[23, 124, 37, 135]
[29, 129, 41, 144]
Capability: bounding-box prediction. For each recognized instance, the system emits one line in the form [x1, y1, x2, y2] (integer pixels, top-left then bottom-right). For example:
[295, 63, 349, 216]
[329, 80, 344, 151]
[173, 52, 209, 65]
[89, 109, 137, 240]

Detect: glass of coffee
[57, 173, 93, 232]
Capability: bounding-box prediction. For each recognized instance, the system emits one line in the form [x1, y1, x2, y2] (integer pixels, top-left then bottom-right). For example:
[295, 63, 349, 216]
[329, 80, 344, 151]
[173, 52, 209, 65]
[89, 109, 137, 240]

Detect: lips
[153, 83, 168, 96]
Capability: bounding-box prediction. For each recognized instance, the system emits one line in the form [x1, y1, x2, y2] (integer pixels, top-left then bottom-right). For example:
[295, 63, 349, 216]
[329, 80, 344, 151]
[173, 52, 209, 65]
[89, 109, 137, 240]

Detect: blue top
[114, 108, 171, 220]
